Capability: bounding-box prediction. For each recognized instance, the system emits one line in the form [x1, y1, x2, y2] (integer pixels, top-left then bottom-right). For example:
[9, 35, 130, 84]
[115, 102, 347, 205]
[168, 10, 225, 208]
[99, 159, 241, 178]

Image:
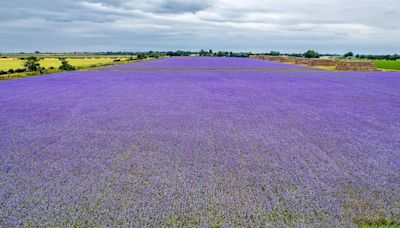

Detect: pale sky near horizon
[0, 0, 399, 54]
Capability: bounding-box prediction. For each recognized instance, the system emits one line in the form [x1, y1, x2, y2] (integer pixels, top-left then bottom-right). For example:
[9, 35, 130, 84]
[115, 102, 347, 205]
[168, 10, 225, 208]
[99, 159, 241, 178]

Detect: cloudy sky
[0, 0, 399, 54]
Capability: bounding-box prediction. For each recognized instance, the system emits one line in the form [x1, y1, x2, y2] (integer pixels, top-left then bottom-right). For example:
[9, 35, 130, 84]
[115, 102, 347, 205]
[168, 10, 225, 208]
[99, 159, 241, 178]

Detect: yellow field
[0, 58, 118, 71]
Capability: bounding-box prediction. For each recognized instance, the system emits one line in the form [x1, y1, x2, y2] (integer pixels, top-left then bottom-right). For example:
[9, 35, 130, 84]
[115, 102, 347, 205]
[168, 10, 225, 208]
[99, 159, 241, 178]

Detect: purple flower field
[109, 57, 311, 69]
[1, 57, 400, 226]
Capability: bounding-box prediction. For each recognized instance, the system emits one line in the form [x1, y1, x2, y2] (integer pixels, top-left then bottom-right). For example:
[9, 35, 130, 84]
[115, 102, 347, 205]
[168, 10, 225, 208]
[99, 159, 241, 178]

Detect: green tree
[343, 52, 354, 58]
[24, 56, 41, 72]
[136, 53, 147, 60]
[59, 58, 75, 71]
[267, 51, 281, 56]
[199, 49, 207, 56]
[303, 50, 320, 58]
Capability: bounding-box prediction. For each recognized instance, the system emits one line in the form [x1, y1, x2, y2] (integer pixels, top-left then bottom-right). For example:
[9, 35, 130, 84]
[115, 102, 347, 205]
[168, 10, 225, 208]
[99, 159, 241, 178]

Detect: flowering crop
[0, 58, 399, 226]
[110, 57, 312, 69]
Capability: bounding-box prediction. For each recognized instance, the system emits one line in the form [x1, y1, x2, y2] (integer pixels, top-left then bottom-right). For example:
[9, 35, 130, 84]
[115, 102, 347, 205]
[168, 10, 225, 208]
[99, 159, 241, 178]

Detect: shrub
[136, 53, 147, 60]
[7, 69, 15, 74]
[24, 56, 41, 72]
[0, 70, 7, 75]
[15, 69, 26, 73]
[58, 58, 75, 71]
[39, 67, 47, 75]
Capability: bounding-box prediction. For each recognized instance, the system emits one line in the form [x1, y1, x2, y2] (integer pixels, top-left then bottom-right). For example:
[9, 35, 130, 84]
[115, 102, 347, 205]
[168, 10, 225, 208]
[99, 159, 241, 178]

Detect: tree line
[263, 50, 400, 60]
[139, 50, 252, 57]
[355, 54, 400, 61]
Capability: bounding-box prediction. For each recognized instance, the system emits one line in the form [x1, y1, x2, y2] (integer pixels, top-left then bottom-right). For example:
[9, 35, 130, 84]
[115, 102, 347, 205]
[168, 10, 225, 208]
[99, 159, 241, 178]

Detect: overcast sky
[0, 0, 399, 54]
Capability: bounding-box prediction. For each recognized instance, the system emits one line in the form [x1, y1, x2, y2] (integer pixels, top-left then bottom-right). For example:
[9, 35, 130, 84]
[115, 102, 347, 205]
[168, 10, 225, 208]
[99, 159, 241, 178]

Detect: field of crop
[0, 57, 399, 226]
[336, 59, 400, 71]
[0, 57, 117, 71]
[373, 60, 400, 71]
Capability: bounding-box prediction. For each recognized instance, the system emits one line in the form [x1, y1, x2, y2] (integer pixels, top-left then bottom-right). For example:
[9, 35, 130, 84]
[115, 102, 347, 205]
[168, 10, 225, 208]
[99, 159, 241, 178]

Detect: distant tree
[59, 58, 75, 71]
[287, 53, 303, 57]
[343, 52, 354, 58]
[136, 53, 147, 60]
[267, 51, 281, 56]
[24, 56, 41, 72]
[199, 49, 207, 56]
[303, 50, 320, 58]
[217, 51, 227, 57]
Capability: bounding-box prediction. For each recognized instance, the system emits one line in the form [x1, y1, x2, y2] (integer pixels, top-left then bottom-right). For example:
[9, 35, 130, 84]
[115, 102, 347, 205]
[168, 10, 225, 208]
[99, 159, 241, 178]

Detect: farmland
[0, 57, 399, 226]
[373, 60, 400, 71]
[338, 59, 400, 71]
[0, 57, 119, 71]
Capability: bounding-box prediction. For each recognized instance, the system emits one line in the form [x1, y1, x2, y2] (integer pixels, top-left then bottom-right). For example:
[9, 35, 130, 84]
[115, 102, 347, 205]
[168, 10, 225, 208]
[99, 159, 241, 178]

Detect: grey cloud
[159, 0, 211, 14]
[0, 0, 399, 53]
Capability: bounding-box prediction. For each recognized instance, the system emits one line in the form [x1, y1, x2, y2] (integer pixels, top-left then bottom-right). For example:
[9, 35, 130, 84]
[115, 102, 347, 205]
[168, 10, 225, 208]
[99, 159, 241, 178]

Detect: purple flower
[0, 58, 399, 226]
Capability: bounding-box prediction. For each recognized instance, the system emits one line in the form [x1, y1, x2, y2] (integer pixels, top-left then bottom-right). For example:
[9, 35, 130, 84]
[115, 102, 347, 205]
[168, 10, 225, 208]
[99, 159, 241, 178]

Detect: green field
[336, 59, 400, 71]
[372, 60, 400, 70]
[0, 58, 120, 71]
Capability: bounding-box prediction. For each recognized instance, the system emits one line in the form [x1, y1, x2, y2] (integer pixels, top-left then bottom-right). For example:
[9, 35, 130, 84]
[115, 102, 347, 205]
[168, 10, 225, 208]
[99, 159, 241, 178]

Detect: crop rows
[1, 58, 399, 226]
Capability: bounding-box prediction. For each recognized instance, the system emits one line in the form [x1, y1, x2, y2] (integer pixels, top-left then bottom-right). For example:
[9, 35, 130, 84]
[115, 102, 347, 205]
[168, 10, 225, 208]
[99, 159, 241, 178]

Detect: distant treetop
[303, 50, 320, 58]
